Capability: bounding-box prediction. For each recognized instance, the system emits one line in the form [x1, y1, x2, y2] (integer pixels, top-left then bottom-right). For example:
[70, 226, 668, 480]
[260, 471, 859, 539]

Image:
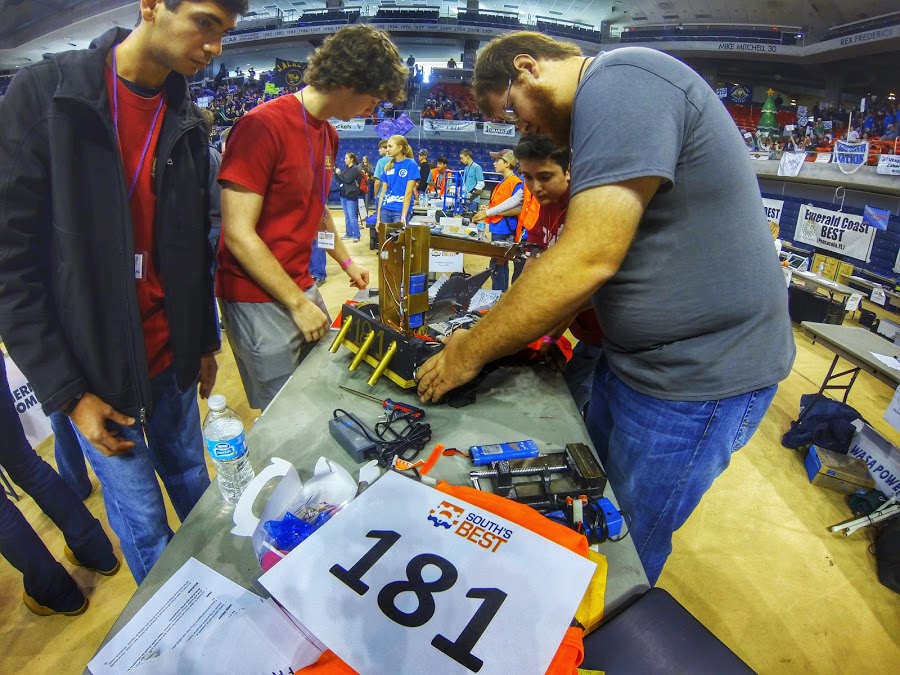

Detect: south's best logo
[427, 500, 513, 553]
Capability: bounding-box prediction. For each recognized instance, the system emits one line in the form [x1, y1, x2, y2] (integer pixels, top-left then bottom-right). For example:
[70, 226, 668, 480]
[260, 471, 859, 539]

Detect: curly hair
[304, 25, 408, 102]
[472, 31, 581, 117]
[164, 0, 250, 15]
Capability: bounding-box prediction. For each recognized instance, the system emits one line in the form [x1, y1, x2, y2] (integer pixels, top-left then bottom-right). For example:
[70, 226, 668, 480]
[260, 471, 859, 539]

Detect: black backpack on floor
[876, 515, 900, 594]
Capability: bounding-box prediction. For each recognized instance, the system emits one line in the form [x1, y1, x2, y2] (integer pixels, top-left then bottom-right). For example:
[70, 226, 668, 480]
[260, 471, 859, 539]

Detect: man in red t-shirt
[217, 26, 408, 410]
[514, 135, 604, 412]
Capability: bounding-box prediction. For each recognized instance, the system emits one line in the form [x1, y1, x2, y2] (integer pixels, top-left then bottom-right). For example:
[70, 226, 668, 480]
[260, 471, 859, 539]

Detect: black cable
[332, 408, 432, 468]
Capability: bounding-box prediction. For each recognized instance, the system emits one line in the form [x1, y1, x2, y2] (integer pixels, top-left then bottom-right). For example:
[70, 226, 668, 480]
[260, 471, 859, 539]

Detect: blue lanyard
[300, 88, 330, 221]
[111, 45, 165, 200]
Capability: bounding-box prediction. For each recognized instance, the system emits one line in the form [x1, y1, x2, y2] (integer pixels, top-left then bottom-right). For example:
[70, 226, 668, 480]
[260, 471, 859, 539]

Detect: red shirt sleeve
[219, 112, 281, 196]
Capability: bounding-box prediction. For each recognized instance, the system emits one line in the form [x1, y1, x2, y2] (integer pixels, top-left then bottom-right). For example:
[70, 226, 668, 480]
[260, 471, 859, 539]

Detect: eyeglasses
[502, 78, 518, 123]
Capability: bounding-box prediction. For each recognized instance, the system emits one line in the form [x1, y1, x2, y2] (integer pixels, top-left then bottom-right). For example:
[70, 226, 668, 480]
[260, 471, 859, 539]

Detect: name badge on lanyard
[134, 252, 146, 280]
[317, 231, 335, 250]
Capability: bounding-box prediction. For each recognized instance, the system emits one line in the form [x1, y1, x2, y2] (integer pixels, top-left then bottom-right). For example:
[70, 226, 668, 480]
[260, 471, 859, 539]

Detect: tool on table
[469, 442, 607, 512]
[339, 385, 425, 420]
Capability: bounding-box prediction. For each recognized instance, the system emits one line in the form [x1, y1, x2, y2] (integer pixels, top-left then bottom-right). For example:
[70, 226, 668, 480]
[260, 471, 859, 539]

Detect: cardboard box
[848, 420, 900, 498]
[805, 445, 875, 494]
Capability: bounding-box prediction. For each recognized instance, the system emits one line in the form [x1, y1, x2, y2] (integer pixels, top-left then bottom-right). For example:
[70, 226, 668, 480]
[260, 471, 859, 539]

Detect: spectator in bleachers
[217, 25, 405, 410]
[377, 134, 419, 224]
[459, 148, 485, 208]
[447, 57, 458, 69]
[883, 124, 898, 141]
[847, 126, 861, 142]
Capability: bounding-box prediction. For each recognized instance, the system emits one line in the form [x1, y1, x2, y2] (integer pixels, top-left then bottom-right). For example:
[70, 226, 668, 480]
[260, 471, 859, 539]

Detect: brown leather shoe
[23, 591, 88, 617]
[64, 546, 121, 576]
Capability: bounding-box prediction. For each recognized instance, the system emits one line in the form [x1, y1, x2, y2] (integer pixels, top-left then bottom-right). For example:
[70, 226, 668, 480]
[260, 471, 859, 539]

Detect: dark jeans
[310, 239, 327, 280]
[489, 233, 515, 291]
[0, 357, 114, 607]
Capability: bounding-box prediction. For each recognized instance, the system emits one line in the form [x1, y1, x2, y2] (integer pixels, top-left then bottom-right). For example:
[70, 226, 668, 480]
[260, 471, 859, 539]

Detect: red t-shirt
[530, 188, 604, 346]
[217, 94, 338, 302]
[106, 68, 172, 377]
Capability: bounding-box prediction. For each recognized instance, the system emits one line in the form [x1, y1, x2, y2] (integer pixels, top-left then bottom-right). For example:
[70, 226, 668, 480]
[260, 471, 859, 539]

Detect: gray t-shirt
[570, 47, 795, 401]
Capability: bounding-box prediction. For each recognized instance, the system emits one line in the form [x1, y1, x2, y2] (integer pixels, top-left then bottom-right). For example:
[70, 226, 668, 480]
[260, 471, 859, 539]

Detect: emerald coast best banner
[794, 204, 875, 262]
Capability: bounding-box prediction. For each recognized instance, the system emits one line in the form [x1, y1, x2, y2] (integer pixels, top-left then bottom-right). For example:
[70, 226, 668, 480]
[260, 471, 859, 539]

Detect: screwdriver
[339, 386, 426, 419]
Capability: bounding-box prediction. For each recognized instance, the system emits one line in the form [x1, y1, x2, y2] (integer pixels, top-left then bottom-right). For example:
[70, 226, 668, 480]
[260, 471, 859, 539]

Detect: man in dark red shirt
[0, 0, 246, 589]
[515, 135, 604, 412]
[218, 25, 408, 410]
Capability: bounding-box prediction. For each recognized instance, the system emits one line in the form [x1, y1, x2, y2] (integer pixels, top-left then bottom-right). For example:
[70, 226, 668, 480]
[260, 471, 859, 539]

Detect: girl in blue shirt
[377, 134, 419, 224]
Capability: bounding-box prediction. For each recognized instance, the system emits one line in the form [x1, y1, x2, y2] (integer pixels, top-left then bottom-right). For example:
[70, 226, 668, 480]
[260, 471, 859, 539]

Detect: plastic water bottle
[203, 395, 254, 504]
[817, 261, 825, 276]
[477, 219, 486, 241]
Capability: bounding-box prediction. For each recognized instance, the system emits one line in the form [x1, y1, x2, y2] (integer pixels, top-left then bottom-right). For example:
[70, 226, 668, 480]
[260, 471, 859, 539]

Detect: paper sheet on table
[468, 288, 502, 312]
[871, 352, 900, 371]
[88, 558, 264, 675]
[131, 599, 323, 675]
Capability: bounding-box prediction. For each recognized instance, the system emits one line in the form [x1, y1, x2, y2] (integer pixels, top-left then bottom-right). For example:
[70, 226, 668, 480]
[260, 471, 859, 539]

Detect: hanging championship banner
[877, 154, 900, 175]
[423, 119, 477, 133]
[483, 122, 516, 137]
[762, 198, 784, 229]
[778, 151, 807, 177]
[272, 58, 305, 88]
[863, 205, 890, 231]
[794, 205, 874, 262]
[329, 119, 366, 132]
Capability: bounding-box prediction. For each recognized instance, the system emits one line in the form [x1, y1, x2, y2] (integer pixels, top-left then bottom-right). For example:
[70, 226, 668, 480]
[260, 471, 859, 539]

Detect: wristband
[541, 336, 557, 345]
[340, 257, 354, 269]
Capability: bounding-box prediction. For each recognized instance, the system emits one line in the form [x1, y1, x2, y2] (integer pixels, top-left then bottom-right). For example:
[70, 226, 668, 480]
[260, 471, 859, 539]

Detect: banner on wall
[863, 205, 890, 231]
[329, 119, 366, 132]
[727, 84, 753, 105]
[762, 198, 784, 230]
[483, 122, 517, 137]
[794, 204, 874, 262]
[422, 119, 477, 133]
[815, 152, 832, 163]
[777, 151, 807, 177]
[272, 58, 305, 88]
[877, 154, 900, 175]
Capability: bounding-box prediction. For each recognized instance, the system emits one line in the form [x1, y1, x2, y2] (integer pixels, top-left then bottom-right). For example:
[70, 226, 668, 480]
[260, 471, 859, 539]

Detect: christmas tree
[757, 89, 780, 138]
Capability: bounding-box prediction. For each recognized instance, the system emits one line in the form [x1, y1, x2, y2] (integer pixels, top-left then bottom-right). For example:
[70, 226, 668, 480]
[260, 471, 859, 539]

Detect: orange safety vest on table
[516, 185, 540, 241]
[300, 481, 609, 674]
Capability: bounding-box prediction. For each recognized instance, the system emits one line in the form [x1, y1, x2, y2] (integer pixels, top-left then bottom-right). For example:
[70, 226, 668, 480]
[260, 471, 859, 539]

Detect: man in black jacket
[0, 0, 246, 584]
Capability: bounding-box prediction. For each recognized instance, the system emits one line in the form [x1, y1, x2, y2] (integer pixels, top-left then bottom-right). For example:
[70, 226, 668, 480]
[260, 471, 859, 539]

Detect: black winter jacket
[336, 164, 362, 200]
[0, 28, 220, 418]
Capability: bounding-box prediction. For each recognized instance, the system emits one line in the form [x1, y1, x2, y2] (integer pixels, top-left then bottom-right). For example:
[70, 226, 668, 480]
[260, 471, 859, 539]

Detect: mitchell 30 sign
[794, 205, 874, 262]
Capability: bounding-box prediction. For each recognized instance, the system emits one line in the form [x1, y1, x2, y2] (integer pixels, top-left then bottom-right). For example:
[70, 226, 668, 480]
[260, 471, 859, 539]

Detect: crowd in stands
[421, 83, 484, 121]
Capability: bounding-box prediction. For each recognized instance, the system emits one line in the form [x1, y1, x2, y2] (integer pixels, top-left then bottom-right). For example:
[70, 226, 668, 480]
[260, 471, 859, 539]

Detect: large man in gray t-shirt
[416, 32, 795, 585]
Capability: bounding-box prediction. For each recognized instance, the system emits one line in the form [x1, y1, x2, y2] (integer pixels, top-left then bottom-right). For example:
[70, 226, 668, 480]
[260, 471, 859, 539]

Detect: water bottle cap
[208, 394, 226, 411]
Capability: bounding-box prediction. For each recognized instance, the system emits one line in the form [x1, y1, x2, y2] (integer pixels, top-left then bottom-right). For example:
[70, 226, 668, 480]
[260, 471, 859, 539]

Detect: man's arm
[221, 182, 329, 342]
[417, 175, 661, 402]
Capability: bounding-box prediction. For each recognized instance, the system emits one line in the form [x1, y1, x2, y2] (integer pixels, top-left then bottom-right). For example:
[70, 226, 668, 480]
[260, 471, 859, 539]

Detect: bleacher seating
[296, 9, 360, 26]
[621, 25, 800, 45]
[535, 18, 600, 41]
[824, 13, 900, 41]
[372, 8, 440, 24]
[456, 11, 520, 29]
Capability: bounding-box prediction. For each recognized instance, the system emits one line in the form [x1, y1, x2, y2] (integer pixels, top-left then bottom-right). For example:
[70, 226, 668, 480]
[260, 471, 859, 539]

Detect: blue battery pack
[470, 439, 540, 466]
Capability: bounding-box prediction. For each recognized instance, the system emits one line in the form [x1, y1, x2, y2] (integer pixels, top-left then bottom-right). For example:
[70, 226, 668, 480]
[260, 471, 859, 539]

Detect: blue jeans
[341, 196, 360, 239]
[381, 206, 409, 224]
[489, 233, 514, 292]
[564, 341, 604, 415]
[310, 240, 327, 280]
[50, 411, 92, 500]
[585, 358, 777, 585]
[0, 357, 114, 608]
[73, 367, 210, 584]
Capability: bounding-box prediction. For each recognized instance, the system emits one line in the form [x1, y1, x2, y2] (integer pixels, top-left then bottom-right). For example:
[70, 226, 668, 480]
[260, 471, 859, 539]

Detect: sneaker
[64, 545, 121, 577]
[315, 278, 327, 287]
[23, 590, 88, 617]
[352, 238, 360, 243]
[340, 235, 353, 240]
